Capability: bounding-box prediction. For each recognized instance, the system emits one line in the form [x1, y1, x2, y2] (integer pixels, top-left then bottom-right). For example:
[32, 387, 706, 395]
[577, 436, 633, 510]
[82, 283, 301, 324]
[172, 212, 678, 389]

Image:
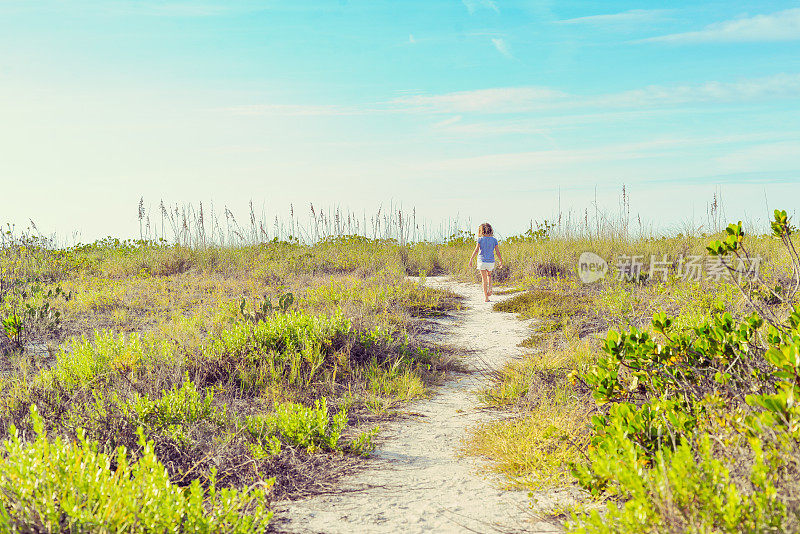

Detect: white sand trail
[275, 277, 566, 533]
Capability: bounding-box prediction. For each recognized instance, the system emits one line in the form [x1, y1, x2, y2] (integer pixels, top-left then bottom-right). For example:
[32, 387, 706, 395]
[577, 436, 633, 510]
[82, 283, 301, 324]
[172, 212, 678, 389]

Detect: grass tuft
[469, 344, 594, 490]
[493, 290, 589, 322]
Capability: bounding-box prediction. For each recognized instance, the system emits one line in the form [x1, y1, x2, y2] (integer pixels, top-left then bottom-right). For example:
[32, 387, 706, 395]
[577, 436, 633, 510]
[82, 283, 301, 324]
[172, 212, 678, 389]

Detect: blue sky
[1, 1, 799, 240]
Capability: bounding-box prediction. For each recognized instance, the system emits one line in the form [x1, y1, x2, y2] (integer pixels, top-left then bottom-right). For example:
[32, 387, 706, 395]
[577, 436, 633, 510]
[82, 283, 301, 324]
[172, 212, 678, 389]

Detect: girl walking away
[468, 223, 503, 302]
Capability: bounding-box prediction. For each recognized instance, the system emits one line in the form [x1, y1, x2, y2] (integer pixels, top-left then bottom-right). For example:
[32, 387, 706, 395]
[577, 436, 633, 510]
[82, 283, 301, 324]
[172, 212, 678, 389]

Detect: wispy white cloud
[594, 73, 800, 107]
[432, 118, 552, 137]
[462, 0, 499, 15]
[645, 8, 800, 43]
[432, 115, 463, 128]
[0, 1, 238, 17]
[416, 134, 794, 174]
[100, 1, 238, 17]
[408, 34, 416, 44]
[226, 104, 359, 116]
[416, 140, 677, 175]
[393, 73, 800, 115]
[225, 74, 800, 131]
[556, 9, 666, 25]
[491, 38, 513, 58]
[717, 141, 800, 172]
[393, 87, 567, 113]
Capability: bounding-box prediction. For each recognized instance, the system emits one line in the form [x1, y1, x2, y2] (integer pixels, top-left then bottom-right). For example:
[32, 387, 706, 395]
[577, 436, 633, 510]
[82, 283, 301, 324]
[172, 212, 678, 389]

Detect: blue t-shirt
[477, 236, 498, 262]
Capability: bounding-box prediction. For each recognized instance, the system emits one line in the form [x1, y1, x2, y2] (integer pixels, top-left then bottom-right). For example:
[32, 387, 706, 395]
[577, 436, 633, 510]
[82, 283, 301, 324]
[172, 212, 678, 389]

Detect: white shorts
[477, 261, 495, 271]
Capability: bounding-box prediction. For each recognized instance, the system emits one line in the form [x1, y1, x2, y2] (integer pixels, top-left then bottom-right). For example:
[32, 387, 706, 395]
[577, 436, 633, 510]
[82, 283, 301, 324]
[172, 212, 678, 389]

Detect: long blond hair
[477, 222, 493, 237]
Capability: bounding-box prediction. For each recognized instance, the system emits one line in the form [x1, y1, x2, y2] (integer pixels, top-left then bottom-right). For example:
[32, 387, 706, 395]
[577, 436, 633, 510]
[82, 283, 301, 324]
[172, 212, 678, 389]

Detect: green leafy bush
[200, 311, 352, 390]
[62, 375, 228, 451]
[348, 426, 379, 457]
[244, 398, 346, 454]
[569, 209, 800, 532]
[572, 399, 697, 496]
[746, 320, 800, 438]
[42, 330, 167, 391]
[503, 220, 555, 245]
[0, 406, 272, 533]
[239, 292, 294, 322]
[0, 283, 69, 349]
[582, 311, 763, 406]
[243, 398, 377, 458]
[273, 398, 346, 452]
[198, 309, 435, 395]
[122, 375, 222, 428]
[568, 436, 783, 534]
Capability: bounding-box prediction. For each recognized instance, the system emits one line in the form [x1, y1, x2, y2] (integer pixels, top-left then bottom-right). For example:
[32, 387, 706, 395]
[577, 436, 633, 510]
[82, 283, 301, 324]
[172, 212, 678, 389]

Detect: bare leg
[481, 270, 490, 301]
[488, 271, 493, 296]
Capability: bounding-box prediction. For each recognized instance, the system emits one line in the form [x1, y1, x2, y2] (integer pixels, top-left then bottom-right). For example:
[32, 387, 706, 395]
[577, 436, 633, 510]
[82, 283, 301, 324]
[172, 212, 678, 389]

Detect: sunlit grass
[467, 402, 589, 489]
[3, 213, 800, 523]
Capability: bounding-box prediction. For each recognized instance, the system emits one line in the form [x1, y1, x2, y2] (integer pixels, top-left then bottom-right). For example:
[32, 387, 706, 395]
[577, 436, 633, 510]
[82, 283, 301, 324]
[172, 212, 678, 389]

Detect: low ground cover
[3, 211, 800, 532]
[466, 212, 800, 532]
[0, 234, 460, 528]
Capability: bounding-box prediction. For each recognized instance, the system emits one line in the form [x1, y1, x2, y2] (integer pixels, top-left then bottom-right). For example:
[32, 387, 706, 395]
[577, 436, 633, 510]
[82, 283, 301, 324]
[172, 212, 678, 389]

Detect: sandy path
[275, 277, 562, 533]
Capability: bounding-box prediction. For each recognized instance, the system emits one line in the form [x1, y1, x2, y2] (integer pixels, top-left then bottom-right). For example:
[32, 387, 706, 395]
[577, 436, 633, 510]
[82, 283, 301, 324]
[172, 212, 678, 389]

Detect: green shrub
[122, 375, 223, 428]
[570, 210, 800, 532]
[347, 426, 379, 457]
[42, 330, 169, 391]
[573, 306, 792, 519]
[243, 398, 380, 458]
[244, 398, 346, 454]
[56, 374, 227, 452]
[273, 398, 346, 452]
[572, 399, 697, 496]
[200, 311, 352, 390]
[0, 406, 272, 533]
[0, 283, 69, 349]
[582, 311, 763, 406]
[197, 309, 437, 397]
[568, 436, 783, 534]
